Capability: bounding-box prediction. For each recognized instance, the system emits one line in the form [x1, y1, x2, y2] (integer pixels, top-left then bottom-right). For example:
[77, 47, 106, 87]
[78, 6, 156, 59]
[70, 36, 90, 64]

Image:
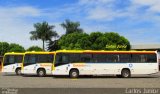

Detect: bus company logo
[1, 88, 18, 94]
[129, 64, 133, 68]
[73, 64, 85, 67]
[40, 63, 52, 67]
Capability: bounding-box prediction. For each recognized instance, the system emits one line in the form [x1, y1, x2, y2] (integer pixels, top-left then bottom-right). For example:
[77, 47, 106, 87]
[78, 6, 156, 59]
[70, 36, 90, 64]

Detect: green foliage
[58, 32, 130, 51]
[30, 21, 58, 50]
[0, 42, 25, 55]
[8, 43, 25, 52]
[47, 40, 60, 51]
[104, 32, 130, 50]
[61, 19, 83, 34]
[59, 32, 91, 50]
[31, 21, 131, 51]
[27, 46, 43, 51]
[0, 42, 10, 55]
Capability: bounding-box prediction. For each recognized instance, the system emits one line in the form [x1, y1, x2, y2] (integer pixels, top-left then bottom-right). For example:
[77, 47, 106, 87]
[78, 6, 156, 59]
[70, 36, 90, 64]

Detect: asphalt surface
[0, 72, 160, 88]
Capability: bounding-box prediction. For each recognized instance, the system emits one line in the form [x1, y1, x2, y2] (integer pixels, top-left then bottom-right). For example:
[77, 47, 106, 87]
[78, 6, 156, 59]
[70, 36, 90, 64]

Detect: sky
[0, 0, 160, 49]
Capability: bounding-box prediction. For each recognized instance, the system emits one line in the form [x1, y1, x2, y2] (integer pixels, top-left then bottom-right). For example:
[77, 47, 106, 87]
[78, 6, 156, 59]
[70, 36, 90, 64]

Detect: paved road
[0, 72, 160, 88]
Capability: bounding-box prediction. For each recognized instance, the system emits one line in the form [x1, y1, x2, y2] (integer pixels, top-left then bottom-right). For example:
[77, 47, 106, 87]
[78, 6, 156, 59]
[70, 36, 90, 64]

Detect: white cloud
[0, 6, 41, 18]
[133, 0, 157, 6]
[0, 6, 67, 49]
[79, 0, 114, 5]
[0, 1, 160, 47]
[0, 6, 42, 49]
[149, 4, 160, 13]
[13, 6, 41, 16]
[87, 7, 113, 20]
[79, 0, 119, 21]
[79, 0, 160, 21]
[132, 0, 160, 13]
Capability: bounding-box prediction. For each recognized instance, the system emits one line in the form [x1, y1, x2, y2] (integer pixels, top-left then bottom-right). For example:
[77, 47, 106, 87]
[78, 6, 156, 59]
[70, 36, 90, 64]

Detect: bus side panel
[2, 64, 17, 73]
[38, 63, 53, 75]
[53, 64, 69, 75]
[53, 63, 159, 76]
[22, 64, 37, 75]
[78, 63, 125, 75]
[130, 63, 159, 74]
[53, 63, 125, 75]
[22, 63, 53, 75]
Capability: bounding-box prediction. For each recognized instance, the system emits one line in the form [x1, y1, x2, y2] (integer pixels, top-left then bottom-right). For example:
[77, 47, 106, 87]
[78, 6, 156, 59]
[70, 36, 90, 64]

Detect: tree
[61, 19, 83, 34]
[58, 32, 130, 50]
[0, 42, 10, 55]
[8, 43, 25, 52]
[30, 21, 58, 50]
[104, 32, 130, 50]
[47, 40, 60, 51]
[58, 32, 91, 50]
[27, 46, 43, 51]
[89, 32, 106, 50]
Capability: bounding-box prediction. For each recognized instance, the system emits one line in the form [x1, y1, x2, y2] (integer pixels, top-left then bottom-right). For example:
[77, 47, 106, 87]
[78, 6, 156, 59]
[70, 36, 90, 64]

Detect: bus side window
[62, 55, 69, 63]
[15, 55, 23, 63]
[80, 54, 92, 63]
[69, 53, 81, 63]
[146, 54, 156, 63]
[56, 53, 69, 64]
[119, 54, 131, 63]
[28, 55, 36, 64]
[131, 54, 141, 63]
[106, 54, 118, 63]
[140, 55, 146, 62]
[37, 54, 53, 63]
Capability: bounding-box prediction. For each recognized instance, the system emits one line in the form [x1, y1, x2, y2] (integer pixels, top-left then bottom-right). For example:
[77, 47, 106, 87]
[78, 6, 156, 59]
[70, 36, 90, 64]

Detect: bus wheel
[16, 68, 21, 75]
[116, 75, 122, 78]
[69, 69, 79, 78]
[121, 69, 131, 78]
[37, 69, 46, 77]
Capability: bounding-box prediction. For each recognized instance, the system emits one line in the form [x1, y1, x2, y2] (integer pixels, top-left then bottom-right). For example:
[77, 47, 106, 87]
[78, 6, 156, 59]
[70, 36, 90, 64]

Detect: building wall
[131, 44, 160, 50]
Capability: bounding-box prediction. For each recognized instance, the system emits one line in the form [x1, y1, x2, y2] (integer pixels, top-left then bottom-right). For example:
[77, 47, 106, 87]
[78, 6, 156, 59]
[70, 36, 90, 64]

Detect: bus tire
[69, 69, 79, 78]
[116, 75, 122, 78]
[15, 68, 21, 75]
[121, 69, 131, 78]
[37, 69, 46, 77]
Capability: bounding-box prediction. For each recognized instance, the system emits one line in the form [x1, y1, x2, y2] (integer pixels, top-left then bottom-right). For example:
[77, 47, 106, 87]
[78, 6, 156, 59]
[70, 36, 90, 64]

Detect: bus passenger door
[54, 54, 69, 75]
[23, 55, 37, 73]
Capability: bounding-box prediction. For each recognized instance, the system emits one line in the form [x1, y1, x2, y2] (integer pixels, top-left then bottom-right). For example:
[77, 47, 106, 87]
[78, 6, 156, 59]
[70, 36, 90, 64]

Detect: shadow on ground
[1, 73, 159, 79]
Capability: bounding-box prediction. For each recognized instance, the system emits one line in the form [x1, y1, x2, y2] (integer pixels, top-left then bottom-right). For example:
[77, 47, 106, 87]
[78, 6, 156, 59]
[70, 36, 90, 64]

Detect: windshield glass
[4, 55, 23, 65]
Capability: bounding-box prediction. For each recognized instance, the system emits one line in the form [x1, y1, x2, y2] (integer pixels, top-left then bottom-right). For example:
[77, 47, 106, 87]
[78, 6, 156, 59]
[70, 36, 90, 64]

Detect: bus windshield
[4, 55, 23, 66]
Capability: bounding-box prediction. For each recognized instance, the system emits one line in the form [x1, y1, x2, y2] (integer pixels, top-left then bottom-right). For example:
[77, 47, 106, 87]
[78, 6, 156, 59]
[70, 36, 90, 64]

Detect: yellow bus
[21, 51, 55, 77]
[2, 52, 24, 75]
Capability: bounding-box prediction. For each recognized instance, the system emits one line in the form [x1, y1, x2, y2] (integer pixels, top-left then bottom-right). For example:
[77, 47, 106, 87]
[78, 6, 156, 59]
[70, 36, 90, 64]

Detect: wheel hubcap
[39, 71, 44, 76]
[123, 71, 129, 77]
[72, 72, 77, 77]
[18, 70, 21, 74]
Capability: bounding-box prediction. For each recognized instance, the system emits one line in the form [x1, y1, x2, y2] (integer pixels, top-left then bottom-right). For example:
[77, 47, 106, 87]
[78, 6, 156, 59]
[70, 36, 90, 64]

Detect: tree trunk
[42, 40, 45, 51]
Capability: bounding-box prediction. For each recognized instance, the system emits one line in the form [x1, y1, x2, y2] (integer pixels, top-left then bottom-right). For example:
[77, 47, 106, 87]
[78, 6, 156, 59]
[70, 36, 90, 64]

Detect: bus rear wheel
[37, 69, 46, 77]
[116, 75, 122, 78]
[69, 69, 79, 78]
[16, 68, 21, 75]
[121, 69, 131, 78]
